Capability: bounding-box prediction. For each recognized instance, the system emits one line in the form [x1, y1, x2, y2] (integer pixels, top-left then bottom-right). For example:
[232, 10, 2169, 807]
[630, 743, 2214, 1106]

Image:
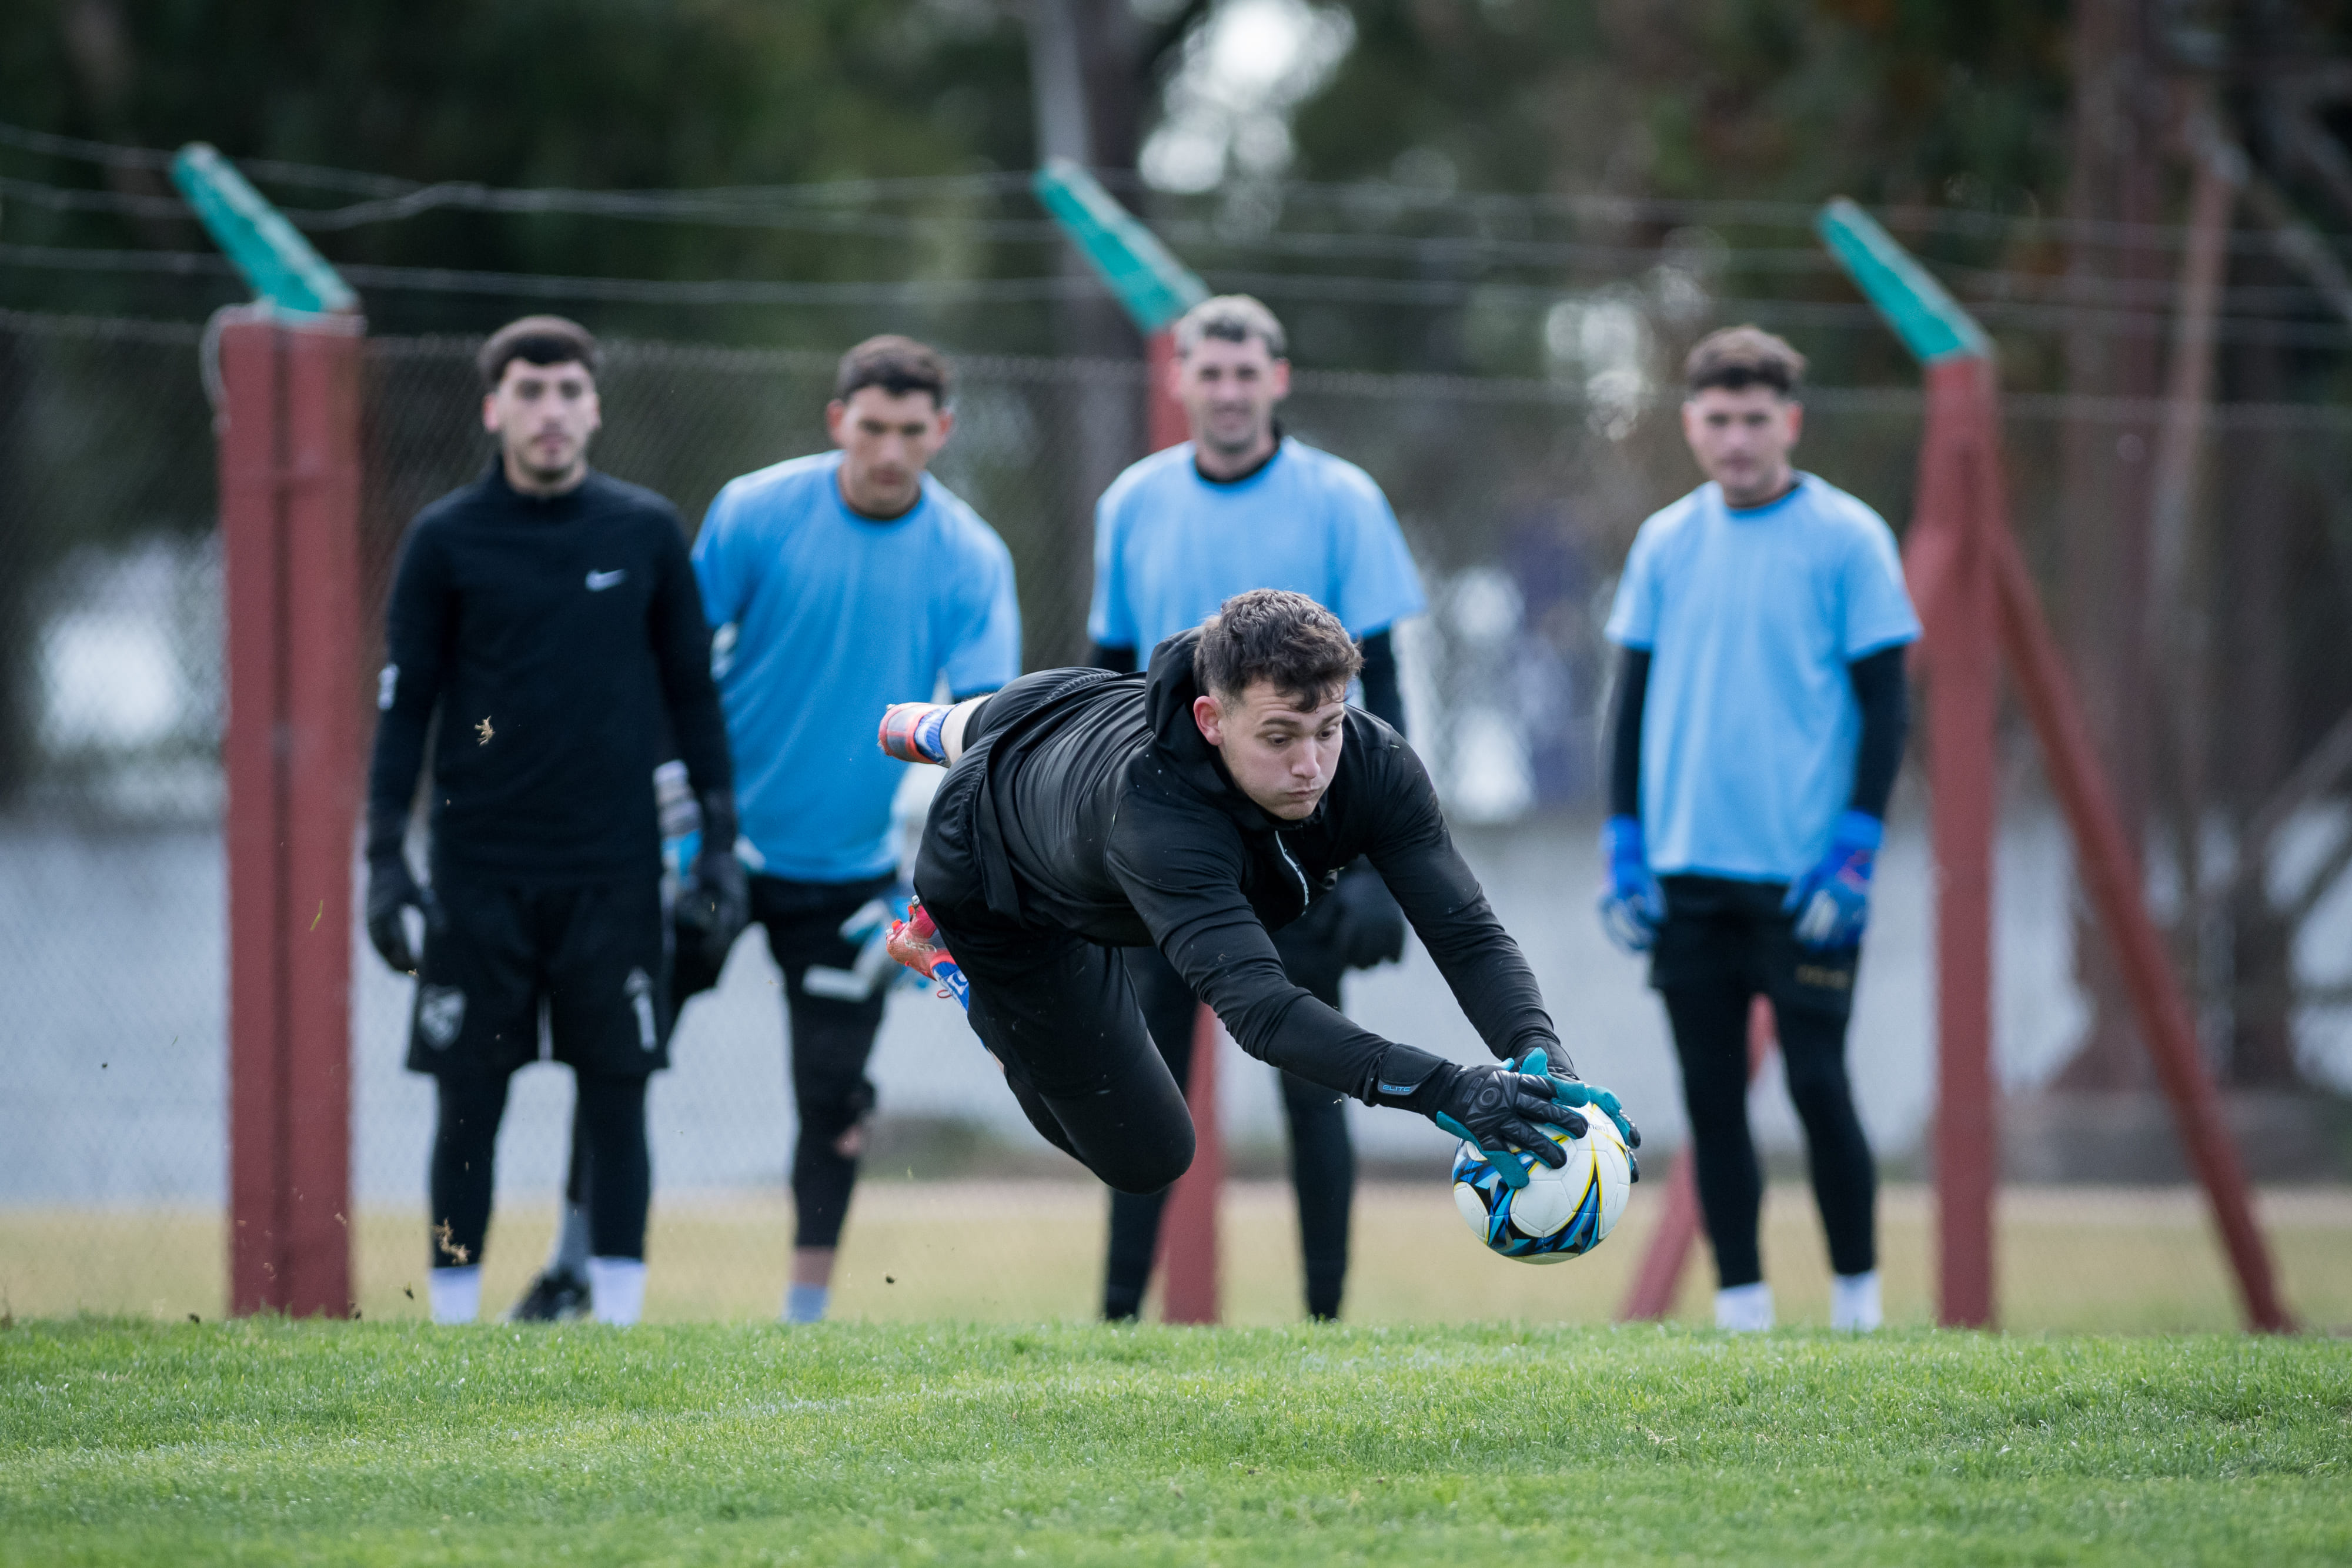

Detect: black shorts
[406, 872, 671, 1077]
[1649, 874, 1859, 1019]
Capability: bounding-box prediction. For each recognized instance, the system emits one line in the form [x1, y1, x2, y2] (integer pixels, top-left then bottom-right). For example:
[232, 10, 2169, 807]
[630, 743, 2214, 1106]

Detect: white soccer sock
[586, 1258, 646, 1326]
[548, 1201, 593, 1278]
[428, 1265, 482, 1325]
[1715, 1280, 1774, 1332]
[783, 1282, 829, 1325]
[1831, 1269, 1883, 1332]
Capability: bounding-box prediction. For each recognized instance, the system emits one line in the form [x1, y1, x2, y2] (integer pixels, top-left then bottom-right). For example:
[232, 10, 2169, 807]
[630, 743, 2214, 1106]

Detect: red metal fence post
[220, 312, 362, 1317]
[1984, 523, 2294, 1333]
[1910, 356, 2001, 1329]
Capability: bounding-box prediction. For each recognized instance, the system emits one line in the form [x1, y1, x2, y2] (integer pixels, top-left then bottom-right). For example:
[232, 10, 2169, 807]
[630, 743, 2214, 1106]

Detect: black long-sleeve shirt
[366, 463, 731, 882]
[1605, 643, 1910, 823]
[951, 631, 1559, 1101]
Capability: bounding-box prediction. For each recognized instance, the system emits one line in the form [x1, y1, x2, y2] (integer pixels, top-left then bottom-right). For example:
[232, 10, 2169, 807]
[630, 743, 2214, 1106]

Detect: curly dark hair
[1194, 589, 1362, 708]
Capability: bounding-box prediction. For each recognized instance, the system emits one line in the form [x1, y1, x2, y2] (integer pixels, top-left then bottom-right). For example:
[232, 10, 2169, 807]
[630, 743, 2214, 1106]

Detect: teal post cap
[1815, 196, 1989, 365]
[1031, 157, 1207, 335]
[171, 143, 358, 316]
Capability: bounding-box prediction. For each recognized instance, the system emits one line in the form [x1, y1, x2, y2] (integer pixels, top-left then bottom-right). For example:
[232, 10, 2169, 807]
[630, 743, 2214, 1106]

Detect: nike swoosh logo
[586, 569, 626, 590]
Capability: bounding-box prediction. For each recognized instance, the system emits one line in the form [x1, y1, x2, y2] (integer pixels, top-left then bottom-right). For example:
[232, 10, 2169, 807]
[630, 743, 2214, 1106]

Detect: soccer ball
[1450, 1111, 1633, 1263]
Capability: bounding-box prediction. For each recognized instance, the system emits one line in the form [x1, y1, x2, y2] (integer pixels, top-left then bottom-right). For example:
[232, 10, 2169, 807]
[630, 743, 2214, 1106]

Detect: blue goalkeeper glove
[1782, 810, 1882, 951]
[1596, 815, 1667, 953]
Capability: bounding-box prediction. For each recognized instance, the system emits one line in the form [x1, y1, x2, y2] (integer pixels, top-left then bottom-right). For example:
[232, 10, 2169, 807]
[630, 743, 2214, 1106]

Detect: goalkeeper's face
[483, 358, 601, 494]
[1192, 678, 1348, 821]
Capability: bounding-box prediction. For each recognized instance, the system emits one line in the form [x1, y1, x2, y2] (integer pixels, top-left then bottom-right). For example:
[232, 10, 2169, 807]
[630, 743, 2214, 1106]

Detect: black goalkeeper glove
[363, 805, 443, 975]
[1364, 1042, 1584, 1191]
[365, 854, 442, 976]
[674, 790, 749, 973]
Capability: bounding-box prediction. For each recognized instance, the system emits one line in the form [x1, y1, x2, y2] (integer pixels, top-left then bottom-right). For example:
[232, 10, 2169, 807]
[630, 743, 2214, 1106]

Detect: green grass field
[4, 1318, 2347, 1566]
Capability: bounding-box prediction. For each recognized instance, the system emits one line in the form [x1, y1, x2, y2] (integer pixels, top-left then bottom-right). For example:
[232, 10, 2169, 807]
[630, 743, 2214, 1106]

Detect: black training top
[366, 462, 731, 882]
[950, 630, 1561, 1102]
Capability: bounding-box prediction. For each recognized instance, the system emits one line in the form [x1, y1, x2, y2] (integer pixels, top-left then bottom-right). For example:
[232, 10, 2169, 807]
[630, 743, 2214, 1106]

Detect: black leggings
[432, 1068, 650, 1271]
[1104, 944, 1354, 1321]
[1662, 986, 1875, 1287]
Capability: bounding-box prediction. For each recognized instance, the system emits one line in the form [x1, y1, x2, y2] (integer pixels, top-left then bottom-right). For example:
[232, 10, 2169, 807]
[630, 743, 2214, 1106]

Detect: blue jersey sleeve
[1839, 507, 1922, 659]
[1604, 521, 1663, 650]
[690, 482, 752, 631]
[1087, 486, 1135, 649]
[1327, 468, 1427, 636]
[943, 530, 1024, 697]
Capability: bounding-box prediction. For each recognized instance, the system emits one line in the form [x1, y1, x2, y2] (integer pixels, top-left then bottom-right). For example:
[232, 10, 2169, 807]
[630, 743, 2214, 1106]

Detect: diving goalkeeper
[877, 589, 1639, 1195]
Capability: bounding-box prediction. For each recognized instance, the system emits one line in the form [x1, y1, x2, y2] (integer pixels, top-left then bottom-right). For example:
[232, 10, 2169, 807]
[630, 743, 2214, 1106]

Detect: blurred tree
[0, 0, 1040, 335]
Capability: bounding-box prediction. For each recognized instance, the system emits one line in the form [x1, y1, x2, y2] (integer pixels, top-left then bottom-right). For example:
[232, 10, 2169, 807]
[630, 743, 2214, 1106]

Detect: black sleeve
[1090, 642, 1138, 674]
[1357, 627, 1405, 734]
[648, 516, 732, 800]
[364, 521, 451, 863]
[1847, 643, 1910, 819]
[1606, 647, 1650, 819]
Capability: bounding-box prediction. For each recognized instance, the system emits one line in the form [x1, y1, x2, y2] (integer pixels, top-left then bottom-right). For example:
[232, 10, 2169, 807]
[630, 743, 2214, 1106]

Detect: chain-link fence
[6, 305, 2350, 1328]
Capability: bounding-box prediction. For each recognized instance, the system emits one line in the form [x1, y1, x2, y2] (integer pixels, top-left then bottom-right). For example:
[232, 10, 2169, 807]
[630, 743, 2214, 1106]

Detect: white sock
[1832, 1269, 1883, 1331]
[1715, 1281, 1774, 1332]
[784, 1282, 829, 1324]
[586, 1258, 646, 1326]
[428, 1265, 482, 1325]
[549, 1201, 592, 1278]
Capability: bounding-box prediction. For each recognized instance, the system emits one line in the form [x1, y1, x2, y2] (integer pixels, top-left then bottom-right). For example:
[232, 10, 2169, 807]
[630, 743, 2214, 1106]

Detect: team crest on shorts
[416, 985, 466, 1048]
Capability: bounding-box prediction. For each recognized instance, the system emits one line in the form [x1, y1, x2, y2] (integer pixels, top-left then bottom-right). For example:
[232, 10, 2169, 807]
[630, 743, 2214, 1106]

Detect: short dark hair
[834, 334, 951, 408]
[1194, 589, 1362, 708]
[1174, 294, 1286, 359]
[1684, 325, 1806, 397]
[477, 315, 600, 392]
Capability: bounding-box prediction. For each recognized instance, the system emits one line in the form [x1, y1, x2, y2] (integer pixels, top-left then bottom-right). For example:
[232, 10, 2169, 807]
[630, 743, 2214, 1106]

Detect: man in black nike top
[365, 316, 744, 1328]
[881, 589, 1639, 1202]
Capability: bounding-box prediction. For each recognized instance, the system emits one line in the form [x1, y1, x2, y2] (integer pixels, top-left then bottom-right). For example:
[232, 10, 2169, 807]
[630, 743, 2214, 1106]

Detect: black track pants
[1661, 985, 1876, 1288]
[432, 1068, 650, 1271]
[1102, 942, 1355, 1322]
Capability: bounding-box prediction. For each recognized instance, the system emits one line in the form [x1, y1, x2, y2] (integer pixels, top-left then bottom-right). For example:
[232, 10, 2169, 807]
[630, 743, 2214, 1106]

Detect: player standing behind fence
[689, 335, 1017, 1326]
[365, 316, 746, 1328]
[1086, 295, 1425, 1322]
[1598, 326, 1917, 1332]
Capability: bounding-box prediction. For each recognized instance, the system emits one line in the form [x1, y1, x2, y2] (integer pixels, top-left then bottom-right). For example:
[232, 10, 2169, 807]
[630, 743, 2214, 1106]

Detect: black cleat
[507, 1268, 592, 1323]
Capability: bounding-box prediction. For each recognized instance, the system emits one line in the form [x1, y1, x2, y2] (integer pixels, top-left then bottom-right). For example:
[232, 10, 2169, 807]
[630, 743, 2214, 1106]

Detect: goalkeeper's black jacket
[927, 629, 1563, 1101]
[365, 462, 731, 882]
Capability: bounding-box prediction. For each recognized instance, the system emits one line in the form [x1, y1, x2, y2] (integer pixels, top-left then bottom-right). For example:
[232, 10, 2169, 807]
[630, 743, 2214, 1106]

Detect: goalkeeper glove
[364, 806, 442, 975]
[1782, 810, 1882, 951]
[1365, 1044, 1583, 1191]
[674, 790, 750, 973]
[1596, 815, 1667, 953]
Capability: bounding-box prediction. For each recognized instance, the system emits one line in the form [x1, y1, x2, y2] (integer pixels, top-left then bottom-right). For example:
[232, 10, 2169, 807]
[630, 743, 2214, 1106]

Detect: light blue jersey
[1605, 473, 1919, 881]
[1088, 437, 1426, 654]
[694, 452, 1020, 882]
